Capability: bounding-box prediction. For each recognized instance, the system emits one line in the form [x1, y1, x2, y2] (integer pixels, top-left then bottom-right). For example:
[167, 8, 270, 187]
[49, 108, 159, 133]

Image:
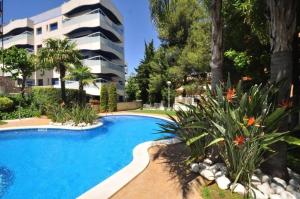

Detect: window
[52, 78, 59, 85]
[50, 22, 58, 31]
[38, 79, 44, 86]
[37, 45, 42, 49]
[36, 27, 42, 35]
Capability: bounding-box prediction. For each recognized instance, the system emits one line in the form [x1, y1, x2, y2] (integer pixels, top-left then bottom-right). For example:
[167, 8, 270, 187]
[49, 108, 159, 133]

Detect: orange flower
[242, 76, 253, 81]
[234, 135, 245, 146]
[279, 99, 293, 109]
[247, 117, 255, 126]
[226, 88, 236, 102]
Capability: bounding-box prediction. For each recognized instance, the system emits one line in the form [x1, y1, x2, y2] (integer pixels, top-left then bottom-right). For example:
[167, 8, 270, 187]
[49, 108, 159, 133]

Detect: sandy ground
[0, 117, 51, 128]
[112, 144, 208, 199]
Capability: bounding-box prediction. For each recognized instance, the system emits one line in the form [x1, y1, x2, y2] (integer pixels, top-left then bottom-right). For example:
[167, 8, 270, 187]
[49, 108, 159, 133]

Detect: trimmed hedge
[0, 97, 14, 111]
[100, 85, 108, 113]
[108, 84, 117, 112]
[31, 87, 85, 113]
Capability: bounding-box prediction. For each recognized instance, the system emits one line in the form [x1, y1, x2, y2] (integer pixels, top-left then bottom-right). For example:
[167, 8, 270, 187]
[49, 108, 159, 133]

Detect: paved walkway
[0, 117, 51, 128]
[112, 144, 206, 199]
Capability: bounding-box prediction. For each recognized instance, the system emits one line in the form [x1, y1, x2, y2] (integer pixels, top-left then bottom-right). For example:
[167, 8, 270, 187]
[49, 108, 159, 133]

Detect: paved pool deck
[111, 144, 205, 199]
[0, 117, 51, 128]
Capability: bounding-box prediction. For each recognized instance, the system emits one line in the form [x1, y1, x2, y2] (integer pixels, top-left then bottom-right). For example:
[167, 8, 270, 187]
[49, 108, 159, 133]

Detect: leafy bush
[161, 81, 297, 191]
[0, 105, 41, 120]
[70, 105, 98, 125]
[8, 93, 33, 108]
[46, 105, 70, 123]
[100, 85, 108, 113]
[32, 87, 84, 114]
[108, 84, 117, 112]
[47, 105, 98, 125]
[0, 97, 14, 111]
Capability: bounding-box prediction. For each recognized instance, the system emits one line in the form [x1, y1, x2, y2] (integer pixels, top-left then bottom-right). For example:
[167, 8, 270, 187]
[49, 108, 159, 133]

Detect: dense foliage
[31, 87, 84, 114]
[0, 97, 14, 111]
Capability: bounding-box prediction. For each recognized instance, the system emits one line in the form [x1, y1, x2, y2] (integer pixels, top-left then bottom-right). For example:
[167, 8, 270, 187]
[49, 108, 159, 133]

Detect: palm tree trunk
[261, 0, 298, 181]
[210, 0, 223, 90]
[79, 82, 84, 106]
[21, 76, 26, 98]
[60, 65, 67, 104]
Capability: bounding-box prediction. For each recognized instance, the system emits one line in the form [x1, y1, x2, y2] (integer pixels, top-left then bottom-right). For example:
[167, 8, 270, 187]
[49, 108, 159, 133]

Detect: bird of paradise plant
[160, 79, 300, 195]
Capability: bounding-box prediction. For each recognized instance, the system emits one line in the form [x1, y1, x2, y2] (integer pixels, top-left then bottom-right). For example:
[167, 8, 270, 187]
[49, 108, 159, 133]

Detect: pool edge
[0, 122, 104, 132]
[77, 113, 177, 199]
[77, 138, 180, 199]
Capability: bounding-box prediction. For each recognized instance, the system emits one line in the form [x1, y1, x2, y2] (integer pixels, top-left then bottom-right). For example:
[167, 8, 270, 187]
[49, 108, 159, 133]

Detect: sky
[3, 0, 160, 75]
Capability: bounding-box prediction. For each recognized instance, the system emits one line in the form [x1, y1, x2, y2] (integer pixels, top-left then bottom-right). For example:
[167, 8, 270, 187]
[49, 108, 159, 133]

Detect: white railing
[63, 8, 123, 35]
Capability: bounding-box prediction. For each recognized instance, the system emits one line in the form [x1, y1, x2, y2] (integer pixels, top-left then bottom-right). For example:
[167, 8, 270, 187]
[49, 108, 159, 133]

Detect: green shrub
[47, 105, 97, 125]
[100, 85, 108, 113]
[32, 87, 84, 114]
[70, 105, 98, 125]
[0, 105, 41, 120]
[8, 93, 33, 108]
[108, 84, 117, 112]
[46, 105, 71, 123]
[0, 97, 14, 111]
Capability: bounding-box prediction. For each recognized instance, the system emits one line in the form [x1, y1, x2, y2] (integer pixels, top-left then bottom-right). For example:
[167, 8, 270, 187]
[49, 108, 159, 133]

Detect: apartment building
[1, 0, 126, 99]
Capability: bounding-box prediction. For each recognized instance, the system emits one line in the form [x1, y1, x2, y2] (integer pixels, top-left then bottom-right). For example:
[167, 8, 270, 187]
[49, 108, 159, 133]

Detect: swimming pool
[0, 115, 167, 199]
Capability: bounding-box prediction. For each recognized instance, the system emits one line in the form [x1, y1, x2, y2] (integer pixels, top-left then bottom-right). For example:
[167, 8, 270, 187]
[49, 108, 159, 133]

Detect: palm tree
[37, 38, 82, 104]
[65, 64, 95, 105]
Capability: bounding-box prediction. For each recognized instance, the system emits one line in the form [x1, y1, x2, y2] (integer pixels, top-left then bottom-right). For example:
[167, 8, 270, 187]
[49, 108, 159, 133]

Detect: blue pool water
[0, 115, 167, 199]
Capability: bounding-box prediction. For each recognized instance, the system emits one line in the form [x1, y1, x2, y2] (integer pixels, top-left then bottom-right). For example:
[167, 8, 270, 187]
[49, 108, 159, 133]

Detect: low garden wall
[117, 101, 142, 111]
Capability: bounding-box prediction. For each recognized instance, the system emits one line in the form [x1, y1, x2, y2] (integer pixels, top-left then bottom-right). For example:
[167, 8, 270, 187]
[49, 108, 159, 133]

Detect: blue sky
[3, 0, 160, 75]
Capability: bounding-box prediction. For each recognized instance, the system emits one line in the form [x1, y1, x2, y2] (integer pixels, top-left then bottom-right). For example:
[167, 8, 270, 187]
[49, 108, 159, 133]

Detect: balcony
[62, 0, 123, 24]
[70, 32, 124, 60]
[3, 18, 34, 35]
[63, 9, 123, 41]
[83, 56, 125, 78]
[3, 31, 34, 49]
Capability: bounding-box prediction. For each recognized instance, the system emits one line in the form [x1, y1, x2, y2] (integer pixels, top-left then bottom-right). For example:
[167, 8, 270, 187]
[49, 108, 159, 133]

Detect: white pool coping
[77, 113, 178, 199]
[77, 138, 180, 199]
[0, 122, 103, 132]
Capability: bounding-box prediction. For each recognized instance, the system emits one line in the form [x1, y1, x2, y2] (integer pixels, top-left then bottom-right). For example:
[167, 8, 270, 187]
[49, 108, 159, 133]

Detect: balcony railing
[3, 31, 34, 48]
[70, 32, 124, 57]
[83, 56, 125, 76]
[63, 8, 123, 35]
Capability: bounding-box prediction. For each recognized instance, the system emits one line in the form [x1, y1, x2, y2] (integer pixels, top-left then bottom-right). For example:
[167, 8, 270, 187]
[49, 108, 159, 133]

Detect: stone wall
[0, 77, 18, 94]
[117, 101, 142, 111]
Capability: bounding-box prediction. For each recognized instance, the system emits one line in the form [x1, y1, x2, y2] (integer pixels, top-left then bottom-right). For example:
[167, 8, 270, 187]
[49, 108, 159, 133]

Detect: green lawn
[131, 109, 176, 116]
[200, 184, 246, 199]
[0, 120, 7, 126]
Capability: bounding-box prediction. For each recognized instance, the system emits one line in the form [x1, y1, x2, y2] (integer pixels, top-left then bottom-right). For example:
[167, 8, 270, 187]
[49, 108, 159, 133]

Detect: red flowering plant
[160, 78, 300, 194]
[196, 80, 300, 192]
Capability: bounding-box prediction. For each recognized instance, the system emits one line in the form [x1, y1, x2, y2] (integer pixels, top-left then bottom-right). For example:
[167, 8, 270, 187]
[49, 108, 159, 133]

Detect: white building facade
[1, 0, 126, 98]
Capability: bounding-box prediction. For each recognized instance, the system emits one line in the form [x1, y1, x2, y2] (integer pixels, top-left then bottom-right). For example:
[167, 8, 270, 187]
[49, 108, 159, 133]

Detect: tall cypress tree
[135, 40, 155, 103]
